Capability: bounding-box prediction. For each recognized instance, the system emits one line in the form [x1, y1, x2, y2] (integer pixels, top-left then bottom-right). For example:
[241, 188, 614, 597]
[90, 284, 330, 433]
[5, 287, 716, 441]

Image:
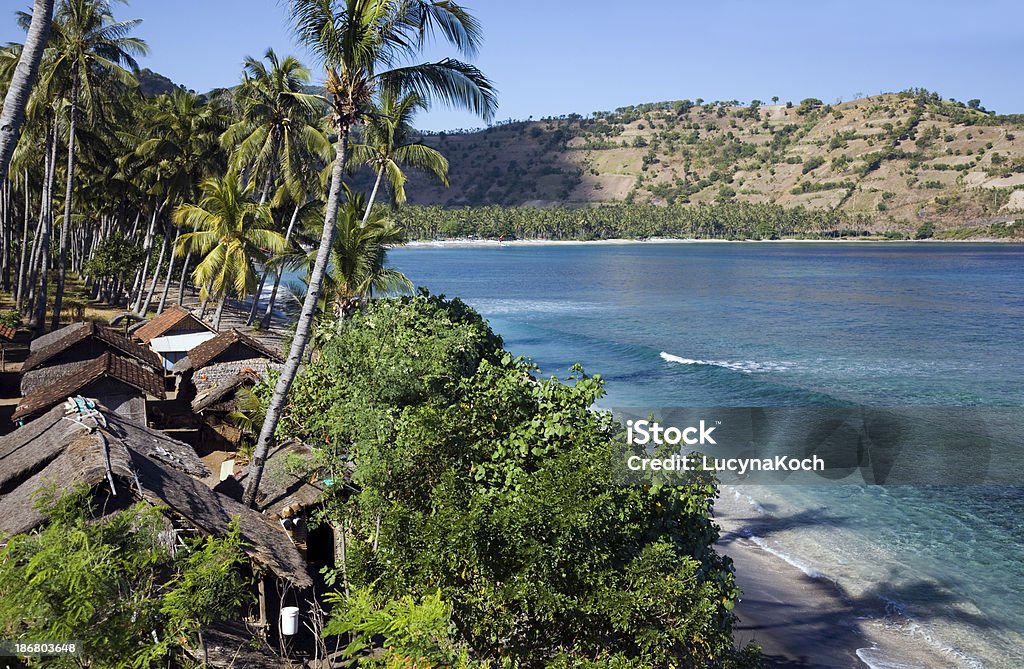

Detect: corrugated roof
[134, 306, 215, 344]
[14, 353, 166, 421]
[173, 329, 284, 374]
[23, 321, 162, 372]
[149, 331, 217, 353]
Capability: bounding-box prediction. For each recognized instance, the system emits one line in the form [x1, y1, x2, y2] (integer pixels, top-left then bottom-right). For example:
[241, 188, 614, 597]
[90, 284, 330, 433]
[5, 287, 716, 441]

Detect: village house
[132, 305, 218, 371]
[0, 401, 314, 644]
[173, 329, 285, 449]
[13, 352, 166, 424]
[21, 321, 163, 396]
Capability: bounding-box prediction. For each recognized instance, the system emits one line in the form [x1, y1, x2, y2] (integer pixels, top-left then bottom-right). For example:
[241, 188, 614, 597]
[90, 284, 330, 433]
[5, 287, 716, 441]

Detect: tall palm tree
[222, 49, 329, 203]
[133, 91, 228, 313]
[242, 0, 497, 507]
[0, 0, 55, 181]
[288, 184, 410, 315]
[172, 171, 286, 331]
[220, 48, 330, 323]
[351, 88, 448, 222]
[44, 0, 147, 328]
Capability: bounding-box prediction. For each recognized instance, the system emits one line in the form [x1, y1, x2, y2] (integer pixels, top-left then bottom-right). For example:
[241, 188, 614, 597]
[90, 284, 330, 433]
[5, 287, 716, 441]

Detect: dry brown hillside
[397, 90, 1024, 232]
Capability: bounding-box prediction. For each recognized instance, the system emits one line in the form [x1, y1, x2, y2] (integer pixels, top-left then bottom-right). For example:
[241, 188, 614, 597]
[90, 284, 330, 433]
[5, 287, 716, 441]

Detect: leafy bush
[802, 156, 825, 174]
[281, 296, 760, 667]
[0, 310, 20, 329]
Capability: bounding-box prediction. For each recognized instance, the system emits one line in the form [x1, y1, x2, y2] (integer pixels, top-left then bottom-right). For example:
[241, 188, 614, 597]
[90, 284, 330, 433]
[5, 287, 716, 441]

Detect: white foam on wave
[471, 298, 602, 316]
[855, 646, 927, 669]
[746, 534, 832, 581]
[660, 351, 790, 373]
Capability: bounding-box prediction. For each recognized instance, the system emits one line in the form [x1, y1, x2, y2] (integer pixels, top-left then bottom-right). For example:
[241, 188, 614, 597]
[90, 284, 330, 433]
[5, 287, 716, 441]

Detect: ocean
[387, 241, 1024, 669]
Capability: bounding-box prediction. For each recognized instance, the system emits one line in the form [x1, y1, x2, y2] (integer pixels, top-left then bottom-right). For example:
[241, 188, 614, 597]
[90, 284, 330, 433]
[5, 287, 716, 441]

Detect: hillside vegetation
[399, 89, 1024, 236]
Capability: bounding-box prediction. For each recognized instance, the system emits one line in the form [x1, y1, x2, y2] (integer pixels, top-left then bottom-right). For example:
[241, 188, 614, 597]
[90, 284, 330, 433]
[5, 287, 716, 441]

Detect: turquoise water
[389, 241, 1024, 668]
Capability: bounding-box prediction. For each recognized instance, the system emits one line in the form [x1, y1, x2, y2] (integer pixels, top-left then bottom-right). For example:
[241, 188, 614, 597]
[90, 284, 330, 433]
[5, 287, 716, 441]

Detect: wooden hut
[173, 330, 283, 450]
[0, 402, 313, 591]
[21, 321, 163, 395]
[13, 352, 166, 424]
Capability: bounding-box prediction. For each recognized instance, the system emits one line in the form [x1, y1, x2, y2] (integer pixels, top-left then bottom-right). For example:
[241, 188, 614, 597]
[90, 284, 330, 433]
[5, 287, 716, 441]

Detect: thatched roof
[192, 369, 260, 413]
[134, 305, 215, 344]
[14, 353, 166, 421]
[173, 329, 284, 374]
[0, 403, 207, 495]
[23, 321, 162, 372]
[0, 405, 312, 588]
[217, 440, 329, 517]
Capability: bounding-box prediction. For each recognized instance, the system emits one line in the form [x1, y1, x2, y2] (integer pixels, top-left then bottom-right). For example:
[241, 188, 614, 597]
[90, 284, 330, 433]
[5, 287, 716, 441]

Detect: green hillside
[398, 89, 1024, 236]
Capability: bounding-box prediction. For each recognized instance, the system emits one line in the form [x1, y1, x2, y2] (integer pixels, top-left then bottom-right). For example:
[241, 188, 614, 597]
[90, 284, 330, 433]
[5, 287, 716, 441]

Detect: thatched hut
[13, 352, 166, 424]
[0, 403, 313, 594]
[173, 329, 284, 377]
[22, 321, 162, 375]
[172, 330, 283, 451]
[216, 439, 342, 569]
[133, 306, 217, 371]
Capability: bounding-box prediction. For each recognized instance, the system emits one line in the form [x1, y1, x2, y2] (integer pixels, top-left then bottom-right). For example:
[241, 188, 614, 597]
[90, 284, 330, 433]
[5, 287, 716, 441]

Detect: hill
[396, 89, 1024, 235]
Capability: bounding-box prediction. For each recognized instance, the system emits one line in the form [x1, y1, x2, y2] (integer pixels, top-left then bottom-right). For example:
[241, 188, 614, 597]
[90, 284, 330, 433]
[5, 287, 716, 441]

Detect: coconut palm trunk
[15, 169, 31, 306]
[213, 294, 226, 331]
[132, 202, 162, 313]
[51, 82, 78, 330]
[138, 221, 170, 316]
[176, 251, 191, 305]
[260, 203, 301, 328]
[157, 227, 181, 314]
[0, 0, 55, 181]
[243, 133, 348, 507]
[361, 167, 385, 223]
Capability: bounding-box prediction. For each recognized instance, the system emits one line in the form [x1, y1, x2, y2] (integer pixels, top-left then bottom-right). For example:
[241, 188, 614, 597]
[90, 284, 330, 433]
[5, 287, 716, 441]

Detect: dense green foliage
[0, 487, 252, 667]
[396, 202, 870, 241]
[274, 295, 761, 668]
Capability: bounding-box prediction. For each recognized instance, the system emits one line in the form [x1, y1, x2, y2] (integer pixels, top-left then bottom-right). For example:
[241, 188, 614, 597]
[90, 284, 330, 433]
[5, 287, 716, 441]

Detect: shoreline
[403, 237, 1019, 248]
[715, 492, 967, 669]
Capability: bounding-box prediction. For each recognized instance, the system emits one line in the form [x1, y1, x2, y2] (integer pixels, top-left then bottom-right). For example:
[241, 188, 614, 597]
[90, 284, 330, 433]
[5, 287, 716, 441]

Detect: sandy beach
[715, 492, 968, 669]
[402, 237, 1014, 248]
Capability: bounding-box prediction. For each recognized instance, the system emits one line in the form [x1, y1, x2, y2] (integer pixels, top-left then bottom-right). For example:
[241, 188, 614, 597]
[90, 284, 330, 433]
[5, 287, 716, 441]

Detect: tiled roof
[23, 321, 162, 372]
[173, 329, 284, 373]
[14, 352, 165, 421]
[133, 305, 215, 344]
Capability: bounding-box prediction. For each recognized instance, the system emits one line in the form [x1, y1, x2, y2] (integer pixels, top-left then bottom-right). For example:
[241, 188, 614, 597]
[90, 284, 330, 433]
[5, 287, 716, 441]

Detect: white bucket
[280, 606, 299, 636]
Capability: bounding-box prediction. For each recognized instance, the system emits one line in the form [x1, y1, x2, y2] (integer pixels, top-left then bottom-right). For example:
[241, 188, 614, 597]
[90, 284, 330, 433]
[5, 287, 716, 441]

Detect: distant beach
[403, 237, 1016, 248]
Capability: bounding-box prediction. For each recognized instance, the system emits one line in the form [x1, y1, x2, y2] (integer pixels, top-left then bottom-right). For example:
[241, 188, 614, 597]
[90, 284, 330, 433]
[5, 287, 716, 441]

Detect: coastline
[403, 237, 1018, 248]
[715, 492, 967, 669]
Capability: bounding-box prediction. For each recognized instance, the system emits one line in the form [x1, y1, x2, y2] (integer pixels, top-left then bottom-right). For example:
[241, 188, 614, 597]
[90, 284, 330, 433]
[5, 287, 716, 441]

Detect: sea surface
[388, 241, 1024, 669]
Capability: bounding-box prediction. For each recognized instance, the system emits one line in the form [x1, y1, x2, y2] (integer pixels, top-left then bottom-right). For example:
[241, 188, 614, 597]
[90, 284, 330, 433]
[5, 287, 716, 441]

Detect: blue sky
[3, 1, 1023, 131]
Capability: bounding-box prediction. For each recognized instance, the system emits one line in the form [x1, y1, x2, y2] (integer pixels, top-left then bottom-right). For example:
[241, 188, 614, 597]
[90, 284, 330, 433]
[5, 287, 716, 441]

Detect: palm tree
[351, 88, 448, 222]
[44, 0, 147, 328]
[0, 0, 55, 181]
[242, 0, 497, 507]
[173, 171, 286, 331]
[222, 49, 329, 203]
[290, 184, 410, 315]
[133, 91, 228, 313]
[220, 48, 330, 323]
